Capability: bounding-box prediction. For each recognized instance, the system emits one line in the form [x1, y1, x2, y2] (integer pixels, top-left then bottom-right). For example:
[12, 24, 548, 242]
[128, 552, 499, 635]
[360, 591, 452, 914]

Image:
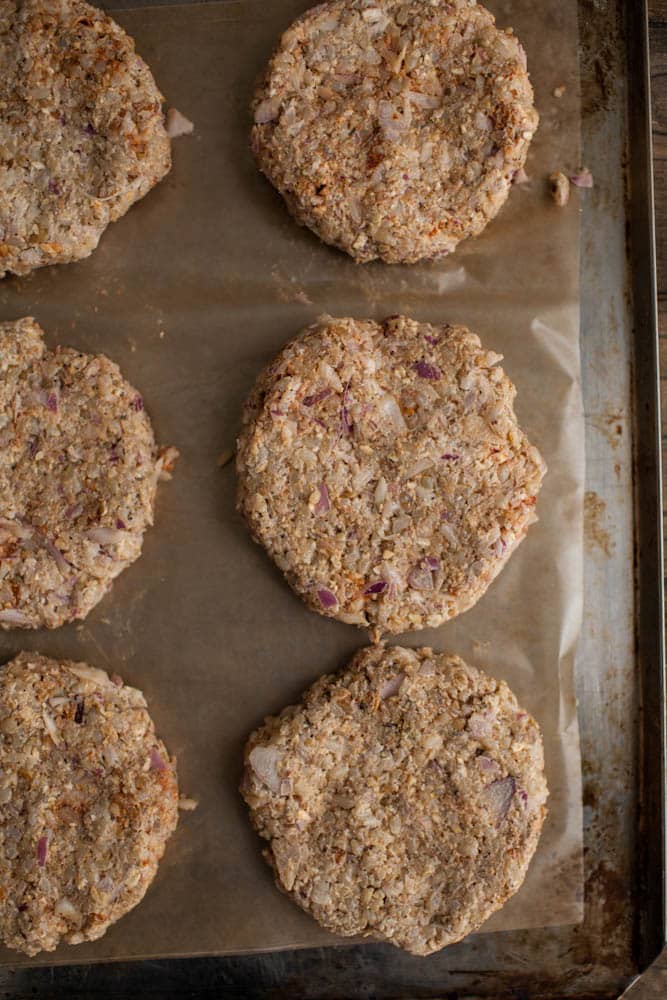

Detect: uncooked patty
[0, 317, 172, 630]
[242, 644, 547, 956]
[236, 315, 545, 636]
[0, 0, 170, 277]
[251, 0, 537, 263]
[0, 652, 179, 956]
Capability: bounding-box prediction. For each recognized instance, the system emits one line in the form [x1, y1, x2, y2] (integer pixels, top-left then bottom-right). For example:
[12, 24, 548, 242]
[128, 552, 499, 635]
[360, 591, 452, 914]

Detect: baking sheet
[0, 0, 584, 964]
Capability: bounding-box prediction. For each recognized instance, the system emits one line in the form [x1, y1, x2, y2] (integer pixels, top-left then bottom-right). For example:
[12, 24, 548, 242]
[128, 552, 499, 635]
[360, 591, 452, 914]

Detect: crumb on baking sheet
[178, 797, 199, 811]
[166, 108, 194, 138]
[157, 446, 179, 481]
[571, 169, 594, 189]
[548, 171, 570, 206]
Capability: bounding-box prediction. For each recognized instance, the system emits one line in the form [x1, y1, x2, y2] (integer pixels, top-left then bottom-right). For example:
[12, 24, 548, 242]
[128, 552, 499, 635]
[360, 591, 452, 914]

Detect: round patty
[251, 0, 537, 263]
[236, 315, 545, 637]
[0, 652, 178, 956]
[0, 316, 171, 630]
[0, 0, 170, 277]
[242, 644, 547, 956]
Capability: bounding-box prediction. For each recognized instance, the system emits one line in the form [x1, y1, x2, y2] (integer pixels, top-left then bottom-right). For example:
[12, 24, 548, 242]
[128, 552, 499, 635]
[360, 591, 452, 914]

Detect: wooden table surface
[651, 2, 667, 516]
[623, 6, 667, 998]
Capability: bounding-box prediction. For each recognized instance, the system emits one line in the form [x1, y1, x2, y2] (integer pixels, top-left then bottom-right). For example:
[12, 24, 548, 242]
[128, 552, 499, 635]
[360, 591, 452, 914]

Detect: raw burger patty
[0, 651, 179, 956]
[251, 0, 537, 263]
[0, 0, 170, 277]
[236, 315, 545, 636]
[242, 644, 547, 956]
[0, 316, 174, 630]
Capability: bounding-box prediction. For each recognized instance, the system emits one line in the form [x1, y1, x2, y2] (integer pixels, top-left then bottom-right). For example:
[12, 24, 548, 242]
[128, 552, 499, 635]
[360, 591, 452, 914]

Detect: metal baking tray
[0, 0, 663, 996]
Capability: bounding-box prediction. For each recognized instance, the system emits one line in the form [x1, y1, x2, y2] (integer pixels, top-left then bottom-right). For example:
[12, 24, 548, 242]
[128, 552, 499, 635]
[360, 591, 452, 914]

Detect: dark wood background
[623, 4, 667, 996]
[650, 2, 667, 515]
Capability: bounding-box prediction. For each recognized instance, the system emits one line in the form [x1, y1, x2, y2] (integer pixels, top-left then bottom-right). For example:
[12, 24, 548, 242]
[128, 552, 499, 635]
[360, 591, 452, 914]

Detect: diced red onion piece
[474, 111, 494, 131]
[44, 539, 69, 573]
[254, 98, 281, 124]
[166, 108, 194, 138]
[0, 608, 32, 626]
[314, 483, 330, 514]
[87, 527, 128, 545]
[36, 836, 48, 867]
[380, 672, 405, 700]
[0, 518, 32, 540]
[317, 588, 338, 610]
[424, 556, 440, 571]
[377, 393, 406, 434]
[382, 564, 404, 596]
[97, 876, 116, 895]
[485, 776, 516, 824]
[442, 453, 460, 460]
[363, 580, 387, 595]
[46, 392, 58, 413]
[406, 90, 441, 110]
[413, 361, 442, 381]
[441, 522, 458, 546]
[571, 169, 594, 188]
[303, 388, 332, 407]
[406, 456, 434, 478]
[248, 745, 283, 794]
[378, 99, 411, 139]
[469, 711, 495, 739]
[408, 564, 435, 591]
[149, 748, 167, 772]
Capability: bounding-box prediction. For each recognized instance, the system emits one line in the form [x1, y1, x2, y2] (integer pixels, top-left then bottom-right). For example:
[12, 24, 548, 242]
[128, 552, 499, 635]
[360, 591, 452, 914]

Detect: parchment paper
[0, 0, 584, 965]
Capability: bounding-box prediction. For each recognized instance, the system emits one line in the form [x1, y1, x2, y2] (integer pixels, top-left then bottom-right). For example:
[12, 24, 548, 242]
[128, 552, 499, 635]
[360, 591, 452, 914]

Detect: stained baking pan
[0, 0, 663, 996]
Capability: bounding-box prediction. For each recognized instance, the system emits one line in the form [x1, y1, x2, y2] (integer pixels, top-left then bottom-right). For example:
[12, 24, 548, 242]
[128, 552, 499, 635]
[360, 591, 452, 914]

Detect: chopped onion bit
[317, 588, 338, 610]
[485, 776, 516, 825]
[166, 108, 194, 138]
[570, 169, 593, 189]
[36, 836, 49, 867]
[149, 747, 168, 772]
[413, 360, 442, 381]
